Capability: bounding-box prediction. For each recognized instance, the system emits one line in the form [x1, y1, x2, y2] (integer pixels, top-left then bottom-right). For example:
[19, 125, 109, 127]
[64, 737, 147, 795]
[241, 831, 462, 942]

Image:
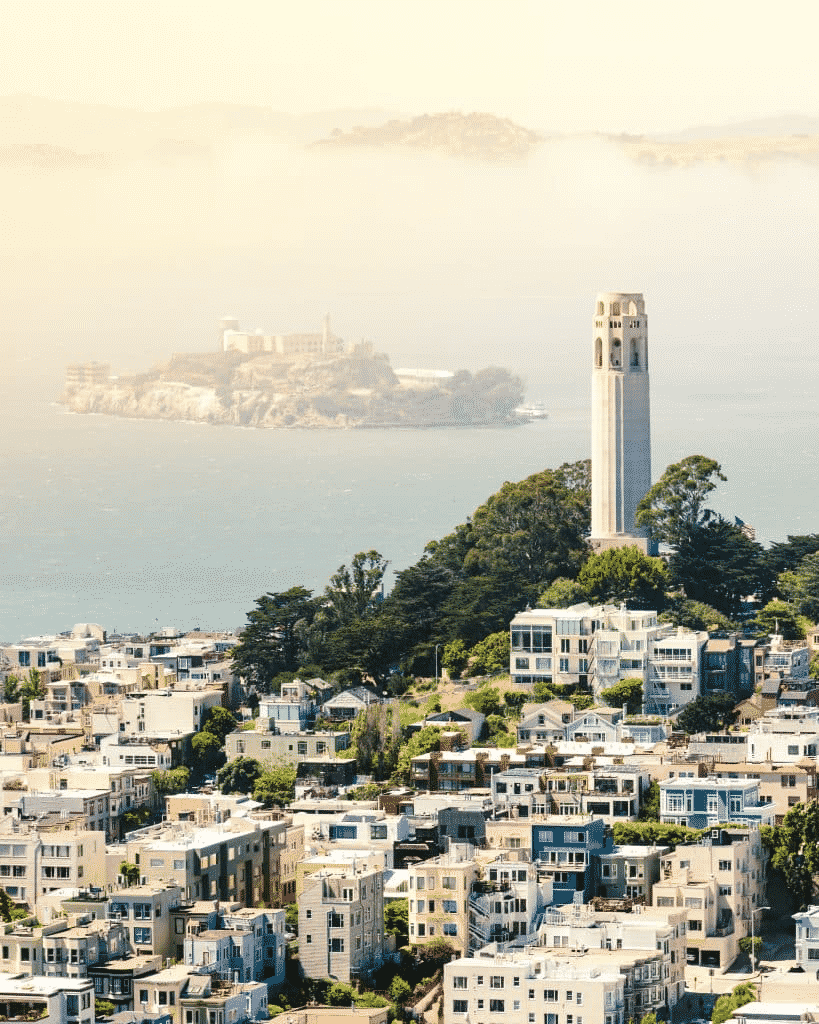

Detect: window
[718, 860, 731, 871]
[561, 639, 571, 653]
[516, 658, 530, 670]
[452, 977, 467, 989]
[490, 977, 504, 989]
[489, 1000, 505, 1012]
[134, 927, 152, 944]
[298, 742, 308, 755]
[788, 745, 799, 755]
[453, 1002, 468, 1014]
[330, 938, 344, 952]
[559, 659, 570, 673]
[443, 900, 457, 913]
[687, 920, 702, 932]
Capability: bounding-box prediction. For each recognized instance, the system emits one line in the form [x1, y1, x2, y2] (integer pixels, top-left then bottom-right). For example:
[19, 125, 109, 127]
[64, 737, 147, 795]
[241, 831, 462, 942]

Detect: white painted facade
[590, 292, 654, 554]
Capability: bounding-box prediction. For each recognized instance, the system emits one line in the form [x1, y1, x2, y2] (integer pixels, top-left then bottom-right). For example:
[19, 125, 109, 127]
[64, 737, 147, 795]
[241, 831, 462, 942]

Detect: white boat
[514, 402, 549, 420]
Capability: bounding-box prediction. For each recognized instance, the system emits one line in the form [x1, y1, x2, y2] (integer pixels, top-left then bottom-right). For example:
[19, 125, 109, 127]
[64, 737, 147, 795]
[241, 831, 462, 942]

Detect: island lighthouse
[590, 291, 655, 555]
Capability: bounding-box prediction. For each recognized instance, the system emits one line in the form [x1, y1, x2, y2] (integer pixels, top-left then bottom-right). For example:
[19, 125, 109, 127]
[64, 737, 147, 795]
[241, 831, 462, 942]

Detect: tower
[590, 291, 655, 554]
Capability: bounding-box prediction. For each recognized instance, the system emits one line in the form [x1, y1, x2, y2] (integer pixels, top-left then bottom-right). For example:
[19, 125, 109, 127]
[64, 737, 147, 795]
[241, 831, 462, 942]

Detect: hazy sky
[3, 0, 818, 131]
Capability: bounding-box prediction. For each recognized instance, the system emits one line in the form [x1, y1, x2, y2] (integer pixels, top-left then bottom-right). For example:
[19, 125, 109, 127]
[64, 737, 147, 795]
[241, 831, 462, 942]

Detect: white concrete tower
[590, 291, 655, 554]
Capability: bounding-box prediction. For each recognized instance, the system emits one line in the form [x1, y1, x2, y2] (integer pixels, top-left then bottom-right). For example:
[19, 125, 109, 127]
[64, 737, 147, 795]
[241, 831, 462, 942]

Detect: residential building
[108, 884, 183, 959]
[468, 855, 552, 951]
[0, 974, 94, 1024]
[0, 819, 106, 910]
[119, 688, 223, 737]
[407, 709, 486, 745]
[185, 907, 285, 985]
[299, 865, 385, 983]
[644, 628, 707, 715]
[121, 817, 279, 905]
[534, 903, 686, 1013]
[321, 687, 383, 722]
[408, 848, 477, 956]
[224, 728, 349, 766]
[747, 710, 819, 763]
[702, 638, 747, 700]
[652, 827, 765, 971]
[179, 974, 268, 1024]
[443, 949, 627, 1024]
[259, 678, 317, 733]
[597, 845, 668, 903]
[516, 700, 575, 745]
[659, 777, 775, 829]
[793, 906, 819, 967]
[491, 766, 649, 823]
[298, 810, 410, 870]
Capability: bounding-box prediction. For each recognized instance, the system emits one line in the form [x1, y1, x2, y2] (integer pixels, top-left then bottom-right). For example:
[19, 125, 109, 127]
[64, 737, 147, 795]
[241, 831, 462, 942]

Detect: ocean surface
[1, 371, 817, 642]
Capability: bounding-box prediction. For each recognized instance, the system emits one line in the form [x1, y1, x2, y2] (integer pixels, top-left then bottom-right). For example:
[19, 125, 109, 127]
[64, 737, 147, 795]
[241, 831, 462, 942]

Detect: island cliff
[62, 345, 526, 429]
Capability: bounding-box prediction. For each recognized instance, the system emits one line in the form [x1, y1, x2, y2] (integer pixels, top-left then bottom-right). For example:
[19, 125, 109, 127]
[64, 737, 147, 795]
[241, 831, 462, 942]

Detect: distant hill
[313, 111, 543, 160]
[1, 94, 817, 170]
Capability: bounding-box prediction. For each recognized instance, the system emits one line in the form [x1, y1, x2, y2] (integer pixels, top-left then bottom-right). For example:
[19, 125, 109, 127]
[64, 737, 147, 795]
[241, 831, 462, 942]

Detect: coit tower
[590, 291, 655, 554]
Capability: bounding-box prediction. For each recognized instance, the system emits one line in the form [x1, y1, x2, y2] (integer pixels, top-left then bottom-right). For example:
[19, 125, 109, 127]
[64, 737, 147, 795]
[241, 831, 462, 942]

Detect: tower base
[590, 534, 658, 557]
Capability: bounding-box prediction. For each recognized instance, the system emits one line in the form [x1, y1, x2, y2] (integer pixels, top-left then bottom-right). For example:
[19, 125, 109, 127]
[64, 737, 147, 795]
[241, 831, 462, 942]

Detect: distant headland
[61, 316, 527, 429]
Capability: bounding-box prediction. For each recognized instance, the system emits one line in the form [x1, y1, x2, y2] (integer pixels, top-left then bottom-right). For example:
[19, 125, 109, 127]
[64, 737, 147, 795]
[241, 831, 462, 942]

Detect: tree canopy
[676, 692, 738, 734]
[752, 600, 807, 640]
[201, 706, 237, 745]
[231, 586, 317, 689]
[217, 756, 264, 795]
[578, 545, 667, 609]
[778, 552, 819, 622]
[669, 518, 768, 616]
[253, 761, 297, 807]
[635, 455, 725, 548]
[762, 801, 819, 909]
[600, 677, 643, 715]
[324, 550, 389, 626]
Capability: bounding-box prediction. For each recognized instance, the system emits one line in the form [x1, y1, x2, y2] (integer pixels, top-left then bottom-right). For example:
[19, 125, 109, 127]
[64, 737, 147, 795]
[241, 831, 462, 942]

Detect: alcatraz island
[61, 314, 527, 429]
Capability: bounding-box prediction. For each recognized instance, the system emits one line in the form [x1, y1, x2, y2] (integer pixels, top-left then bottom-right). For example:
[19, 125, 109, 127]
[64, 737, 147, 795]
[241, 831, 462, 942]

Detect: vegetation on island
[61, 348, 526, 429]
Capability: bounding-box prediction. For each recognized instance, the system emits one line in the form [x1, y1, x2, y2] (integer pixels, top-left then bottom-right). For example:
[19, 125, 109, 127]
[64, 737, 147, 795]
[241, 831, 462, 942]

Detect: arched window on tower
[630, 340, 640, 368]
[629, 300, 638, 316]
[611, 301, 621, 316]
[597, 301, 604, 315]
[610, 339, 621, 367]
[595, 338, 603, 367]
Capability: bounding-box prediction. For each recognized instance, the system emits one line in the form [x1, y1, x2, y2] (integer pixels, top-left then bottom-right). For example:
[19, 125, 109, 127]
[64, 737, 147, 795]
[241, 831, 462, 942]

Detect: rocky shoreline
[61, 351, 528, 430]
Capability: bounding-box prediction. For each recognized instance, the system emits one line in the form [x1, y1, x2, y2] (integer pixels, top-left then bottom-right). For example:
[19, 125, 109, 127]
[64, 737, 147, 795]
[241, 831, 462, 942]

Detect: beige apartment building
[408, 848, 478, 957]
[0, 819, 106, 910]
[652, 828, 765, 971]
[121, 817, 279, 906]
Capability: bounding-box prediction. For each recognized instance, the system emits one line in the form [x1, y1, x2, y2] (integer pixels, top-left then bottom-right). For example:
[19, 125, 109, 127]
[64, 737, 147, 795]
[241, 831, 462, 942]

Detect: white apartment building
[468, 855, 552, 952]
[119, 688, 223, 737]
[510, 603, 703, 706]
[747, 710, 819, 763]
[444, 951, 626, 1024]
[0, 974, 94, 1024]
[645, 628, 708, 715]
[534, 904, 686, 1012]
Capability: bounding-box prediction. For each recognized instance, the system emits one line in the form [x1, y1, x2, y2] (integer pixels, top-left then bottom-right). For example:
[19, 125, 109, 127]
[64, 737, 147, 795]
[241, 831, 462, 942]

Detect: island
[61, 318, 526, 429]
